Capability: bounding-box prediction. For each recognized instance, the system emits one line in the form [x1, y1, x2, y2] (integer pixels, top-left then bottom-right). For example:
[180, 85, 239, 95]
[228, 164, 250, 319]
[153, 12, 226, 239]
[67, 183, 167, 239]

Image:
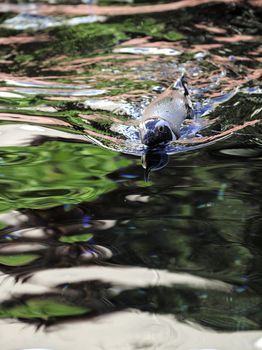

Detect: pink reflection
[195, 23, 227, 34]
[0, 113, 70, 127]
[215, 34, 259, 43]
[0, 34, 49, 45]
[0, 0, 261, 17]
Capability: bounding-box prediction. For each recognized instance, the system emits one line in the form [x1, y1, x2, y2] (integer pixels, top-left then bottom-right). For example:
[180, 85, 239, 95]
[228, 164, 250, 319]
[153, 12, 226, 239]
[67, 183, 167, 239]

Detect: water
[0, 1, 261, 349]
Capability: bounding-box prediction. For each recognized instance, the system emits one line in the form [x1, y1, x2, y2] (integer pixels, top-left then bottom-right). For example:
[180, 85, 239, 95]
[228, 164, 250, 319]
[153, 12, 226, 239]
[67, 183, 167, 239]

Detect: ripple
[28, 266, 232, 291]
[5, 79, 92, 90]
[15, 88, 107, 96]
[114, 47, 182, 56]
[1, 13, 106, 31]
[0, 91, 25, 99]
[0, 243, 46, 253]
[0, 152, 38, 166]
[80, 98, 136, 116]
[0, 311, 260, 350]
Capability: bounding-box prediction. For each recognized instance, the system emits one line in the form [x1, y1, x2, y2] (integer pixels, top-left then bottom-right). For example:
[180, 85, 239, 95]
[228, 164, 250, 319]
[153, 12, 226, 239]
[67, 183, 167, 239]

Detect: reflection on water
[142, 148, 169, 181]
[0, 0, 261, 349]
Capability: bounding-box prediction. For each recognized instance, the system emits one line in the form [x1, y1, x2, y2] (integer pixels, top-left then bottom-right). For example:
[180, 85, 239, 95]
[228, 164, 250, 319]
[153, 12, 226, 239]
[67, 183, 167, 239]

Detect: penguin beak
[141, 123, 174, 147]
[142, 130, 158, 147]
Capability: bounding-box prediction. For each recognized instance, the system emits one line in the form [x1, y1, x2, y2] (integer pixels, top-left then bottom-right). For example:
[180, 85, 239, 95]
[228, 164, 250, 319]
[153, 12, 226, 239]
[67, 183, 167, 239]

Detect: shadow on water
[0, 0, 262, 349]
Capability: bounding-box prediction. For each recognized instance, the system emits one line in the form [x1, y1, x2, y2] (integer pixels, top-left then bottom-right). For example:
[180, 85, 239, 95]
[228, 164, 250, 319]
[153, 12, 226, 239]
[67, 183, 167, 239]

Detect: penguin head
[140, 118, 175, 147]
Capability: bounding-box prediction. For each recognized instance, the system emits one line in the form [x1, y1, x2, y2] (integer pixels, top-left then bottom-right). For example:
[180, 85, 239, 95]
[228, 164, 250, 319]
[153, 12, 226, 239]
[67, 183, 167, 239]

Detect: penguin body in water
[139, 76, 193, 147]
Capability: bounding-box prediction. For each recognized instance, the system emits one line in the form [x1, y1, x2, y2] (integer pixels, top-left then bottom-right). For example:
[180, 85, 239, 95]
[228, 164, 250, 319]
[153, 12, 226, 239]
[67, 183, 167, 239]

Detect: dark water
[0, 1, 261, 349]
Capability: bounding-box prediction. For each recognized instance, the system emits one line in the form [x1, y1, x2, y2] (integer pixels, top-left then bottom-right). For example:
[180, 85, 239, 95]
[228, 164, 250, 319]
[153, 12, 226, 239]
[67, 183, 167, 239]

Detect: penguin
[139, 76, 193, 147]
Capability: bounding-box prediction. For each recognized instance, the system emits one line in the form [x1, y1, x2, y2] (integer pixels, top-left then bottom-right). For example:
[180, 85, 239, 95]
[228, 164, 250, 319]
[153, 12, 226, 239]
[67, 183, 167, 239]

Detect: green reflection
[0, 141, 131, 212]
[0, 254, 39, 266]
[0, 299, 88, 319]
[59, 233, 93, 243]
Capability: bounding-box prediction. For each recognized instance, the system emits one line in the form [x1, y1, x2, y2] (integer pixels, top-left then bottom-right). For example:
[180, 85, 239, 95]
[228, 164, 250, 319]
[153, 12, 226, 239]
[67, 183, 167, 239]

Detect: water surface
[0, 0, 261, 349]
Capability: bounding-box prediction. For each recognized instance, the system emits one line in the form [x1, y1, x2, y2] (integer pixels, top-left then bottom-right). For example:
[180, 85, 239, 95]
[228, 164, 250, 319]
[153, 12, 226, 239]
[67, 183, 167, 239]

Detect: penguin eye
[158, 125, 164, 133]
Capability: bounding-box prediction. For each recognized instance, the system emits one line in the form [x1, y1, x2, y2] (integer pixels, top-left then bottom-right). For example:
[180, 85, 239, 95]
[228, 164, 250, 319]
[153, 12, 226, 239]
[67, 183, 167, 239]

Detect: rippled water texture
[0, 0, 261, 349]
